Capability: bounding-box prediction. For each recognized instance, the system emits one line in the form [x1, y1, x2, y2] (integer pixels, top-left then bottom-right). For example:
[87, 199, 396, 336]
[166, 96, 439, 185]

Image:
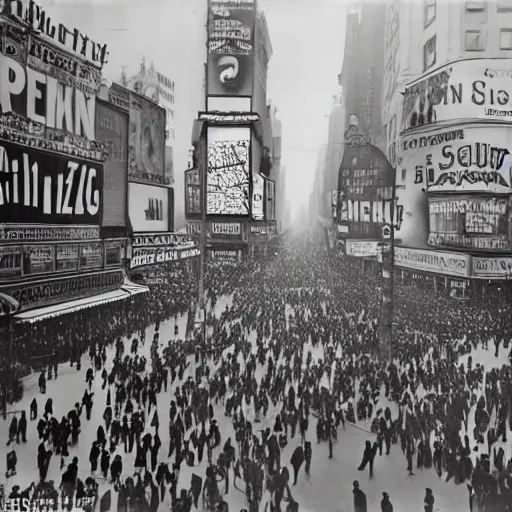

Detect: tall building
[383, 0, 512, 298]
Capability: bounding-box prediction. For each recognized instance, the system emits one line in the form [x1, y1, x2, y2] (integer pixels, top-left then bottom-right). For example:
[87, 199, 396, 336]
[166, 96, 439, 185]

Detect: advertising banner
[0, 245, 22, 277]
[252, 172, 264, 220]
[346, 240, 380, 257]
[209, 248, 241, 265]
[0, 53, 97, 139]
[402, 125, 512, 194]
[207, 126, 250, 216]
[394, 247, 470, 277]
[472, 256, 512, 278]
[128, 91, 167, 185]
[56, 244, 79, 272]
[265, 178, 275, 220]
[130, 246, 200, 269]
[79, 242, 104, 269]
[402, 58, 512, 132]
[428, 196, 509, 250]
[211, 222, 241, 237]
[96, 100, 128, 227]
[0, 141, 102, 225]
[207, 0, 255, 97]
[23, 245, 54, 275]
[132, 232, 195, 247]
[129, 183, 169, 232]
[185, 168, 201, 215]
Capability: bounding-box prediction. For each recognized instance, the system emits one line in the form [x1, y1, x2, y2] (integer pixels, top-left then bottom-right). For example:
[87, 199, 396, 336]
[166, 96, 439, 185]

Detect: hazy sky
[41, 0, 346, 225]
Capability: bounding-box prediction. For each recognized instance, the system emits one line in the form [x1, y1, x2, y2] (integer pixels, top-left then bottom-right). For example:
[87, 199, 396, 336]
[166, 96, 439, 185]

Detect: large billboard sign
[0, 140, 102, 224]
[402, 125, 512, 194]
[207, 126, 250, 216]
[402, 58, 512, 132]
[207, 0, 255, 97]
[96, 100, 128, 227]
[129, 183, 169, 232]
[128, 91, 167, 185]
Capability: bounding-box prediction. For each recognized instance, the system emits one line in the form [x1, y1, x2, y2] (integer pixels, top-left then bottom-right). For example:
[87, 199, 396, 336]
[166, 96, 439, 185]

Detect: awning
[15, 289, 131, 324]
[0, 291, 19, 316]
[122, 277, 150, 296]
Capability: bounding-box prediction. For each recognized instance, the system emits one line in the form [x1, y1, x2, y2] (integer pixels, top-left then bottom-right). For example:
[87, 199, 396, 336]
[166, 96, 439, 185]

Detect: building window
[423, 35, 437, 71]
[465, 1, 487, 21]
[500, 29, 512, 49]
[497, 0, 512, 13]
[425, 0, 436, 27]
[401, 168, 406, 182]
[465, 30, 485, 50]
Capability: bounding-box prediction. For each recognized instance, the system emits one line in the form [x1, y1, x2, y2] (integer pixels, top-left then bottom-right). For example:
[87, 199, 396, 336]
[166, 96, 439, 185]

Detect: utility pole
[198, 134, 208, 348]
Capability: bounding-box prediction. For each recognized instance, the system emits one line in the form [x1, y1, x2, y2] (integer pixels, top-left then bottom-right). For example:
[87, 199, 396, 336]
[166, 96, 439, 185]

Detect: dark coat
[354, 489, 367, 512]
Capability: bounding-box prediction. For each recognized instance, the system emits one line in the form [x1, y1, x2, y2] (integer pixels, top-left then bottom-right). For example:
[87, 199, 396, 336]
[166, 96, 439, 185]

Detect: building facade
[383, 0, 512, 297]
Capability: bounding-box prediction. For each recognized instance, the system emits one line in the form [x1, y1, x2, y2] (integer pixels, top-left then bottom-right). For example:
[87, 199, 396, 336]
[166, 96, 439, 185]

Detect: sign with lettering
[394, 247, 470, 277]
[23, 244, 54, 274]
[0, 226, 99, 241]
[185, 168, 201, 216]
[346, 240, 379, 257]
[0, 244, 21, 277]
[132, 232, 195, 248]
[199, 113, 259, 124]
[56, 243, 78, 272]
[401, 129, 464, 151]
[0, 141, 102, 225]
[472, 257, 512, 277]
[79, 242, 103, 269]
[402, 58, 512, 131]
[209, 248, 241, 264]
[402, 125, 512, 194]
[130, 247, 200, 269]
[129, 183, 169, 233]
[211, 222, 241, 236]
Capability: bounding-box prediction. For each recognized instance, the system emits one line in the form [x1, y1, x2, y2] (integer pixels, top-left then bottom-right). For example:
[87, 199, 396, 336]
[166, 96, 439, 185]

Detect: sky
[40, 0, 346, 226]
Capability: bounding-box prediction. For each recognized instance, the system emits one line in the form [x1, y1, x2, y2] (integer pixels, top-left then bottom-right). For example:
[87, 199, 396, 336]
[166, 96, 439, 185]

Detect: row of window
[465, 28, 512, 50]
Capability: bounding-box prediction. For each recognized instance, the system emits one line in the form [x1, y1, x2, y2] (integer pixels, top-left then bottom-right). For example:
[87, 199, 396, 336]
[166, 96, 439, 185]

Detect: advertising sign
[252, 172, 264, 220]
[402, 58, 512, 132]
[23, 245, 54, 275]
[209, 248, 241, 265]
[0, 226, 99, 242]
[0, 245, 22, 277]
[96, 100, 128, 227]
[265, 178, 275, 221]
[211, 222, 241, 237]
[207, 126, 250, 216]
[79, 242, 104, 269]
[0, 53, 96, 139]
[394, 247, 470, 277]
[207, 0, 255, 97]
[56, 244, 78, 272]
[402, 125, 512, 194]
[0, 141, 102, 225]
[130, 247, 200, 269]
[129, 183, 169, 232]
[428, 196, 509, 250]
[105, 240, 123, 267]
[185, 168, 201, 215]
[346, 240, 380, 257]
[472, 257, 512, 278]
[128, 91, 167, 185]
[132, 232, 194, 247]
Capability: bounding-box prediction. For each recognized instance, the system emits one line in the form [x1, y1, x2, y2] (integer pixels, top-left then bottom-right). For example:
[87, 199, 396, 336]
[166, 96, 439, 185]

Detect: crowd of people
[1, 227, 512, 512]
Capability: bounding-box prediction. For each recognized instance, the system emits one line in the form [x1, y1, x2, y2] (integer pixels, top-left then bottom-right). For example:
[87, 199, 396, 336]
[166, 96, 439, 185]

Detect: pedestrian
[304, 441, 312, 477]
[7, 416, 18, 446]
[357, 440, 378, 478]
[30, 398, 38, 420]
[381, 492, 393, 512]
[424, 488, 435, 512]
[353, 481, 367, 512]
[17, 411, 27, 443]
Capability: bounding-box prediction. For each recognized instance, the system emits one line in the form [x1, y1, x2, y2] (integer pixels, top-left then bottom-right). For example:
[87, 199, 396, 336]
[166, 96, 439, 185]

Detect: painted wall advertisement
[0, 141, 102, 224]
[128, 90, 167, 185]
[428, 196, 509, 250]
[185, 168, 201, 215]
[207, 126, 250, 216]
[96, 100, 128, 227]
[346, 240, 380, 257]
[401, 126, 512, 194]
[472, 257, 512, 278]
[207, 0, 255, 97]
[129, 183, 169, 232]
[401, 58, 512, 132]
[130, 246, 200, 269]
[211, 222, 241, 237]
[394, 247, 470, 276]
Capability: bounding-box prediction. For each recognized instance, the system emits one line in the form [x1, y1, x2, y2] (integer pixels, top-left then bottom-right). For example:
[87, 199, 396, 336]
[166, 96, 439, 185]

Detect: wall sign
[0, 141, 102, 225]
[0, 19, 27, 64]
[209, 248, 241, 264]
[211, 222, 241, 236]
[105, 240, 123, 267]
[132, 232, 194, 247]
[23, 244, 54, 274]
[129, 183, 169, 233]
[109, 83, 130, 111]
[2, 270, 123, 312]
[186, 223, 202, 235]
[394, 247, 470, 277]
[0, 226, 99, 241]
[130, 246, 200, 269]
[79, 242, 103, 269]
[0, 244, 22, 277]
[199, 113, 259, 123]
[185, 168, 201, 215]
[402, 58, 512, 132]
[252, 172, 264, 220]
[472, 257, 512, 277]
[402, 129, 464, 151]
[346, 240, 380, 257]
[56, 243, 78, 272]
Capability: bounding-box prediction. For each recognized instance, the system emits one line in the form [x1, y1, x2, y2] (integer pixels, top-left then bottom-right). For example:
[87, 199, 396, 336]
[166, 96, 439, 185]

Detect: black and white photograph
[1, 1, 512, 512]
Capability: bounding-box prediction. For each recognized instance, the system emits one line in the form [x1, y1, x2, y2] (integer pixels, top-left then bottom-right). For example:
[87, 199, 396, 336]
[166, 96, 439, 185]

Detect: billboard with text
[129, 183, 169, 232]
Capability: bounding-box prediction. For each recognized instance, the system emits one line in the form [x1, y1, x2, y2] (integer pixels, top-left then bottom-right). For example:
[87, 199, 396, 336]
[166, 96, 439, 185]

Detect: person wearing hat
[352, 481, 367, 512]
[424, 488, 435, 512]
[381, 492, 393, 512]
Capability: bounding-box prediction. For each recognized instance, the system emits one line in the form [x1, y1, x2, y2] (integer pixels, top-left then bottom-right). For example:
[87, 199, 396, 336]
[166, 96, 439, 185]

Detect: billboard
[209, 248, 241, 265]
[207, 126, 250, 216]
[428, 196, 509, 250]
[402, 58, 512, 132]
[346, 240, 379, 257]
[128, 91, 166, 185]
[402, 125, 512, 194]
[96, 100, 128, 227]
[252, 172, 264, 220]
[211, 222, 242, 237]
[394, 247, 470, 277]
[130, 246, 200, 269]
[472, 257, 512, 278]
[207, 0, 255, 97]
[265, 178, 275, 220]
[0, 140, 102, 225]
[185, 168, 201, 215]
[129, 183, 169, 232]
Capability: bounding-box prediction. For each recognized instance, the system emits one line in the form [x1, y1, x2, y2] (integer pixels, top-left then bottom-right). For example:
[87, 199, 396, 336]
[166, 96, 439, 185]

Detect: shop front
[471, 256, 512, 301]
